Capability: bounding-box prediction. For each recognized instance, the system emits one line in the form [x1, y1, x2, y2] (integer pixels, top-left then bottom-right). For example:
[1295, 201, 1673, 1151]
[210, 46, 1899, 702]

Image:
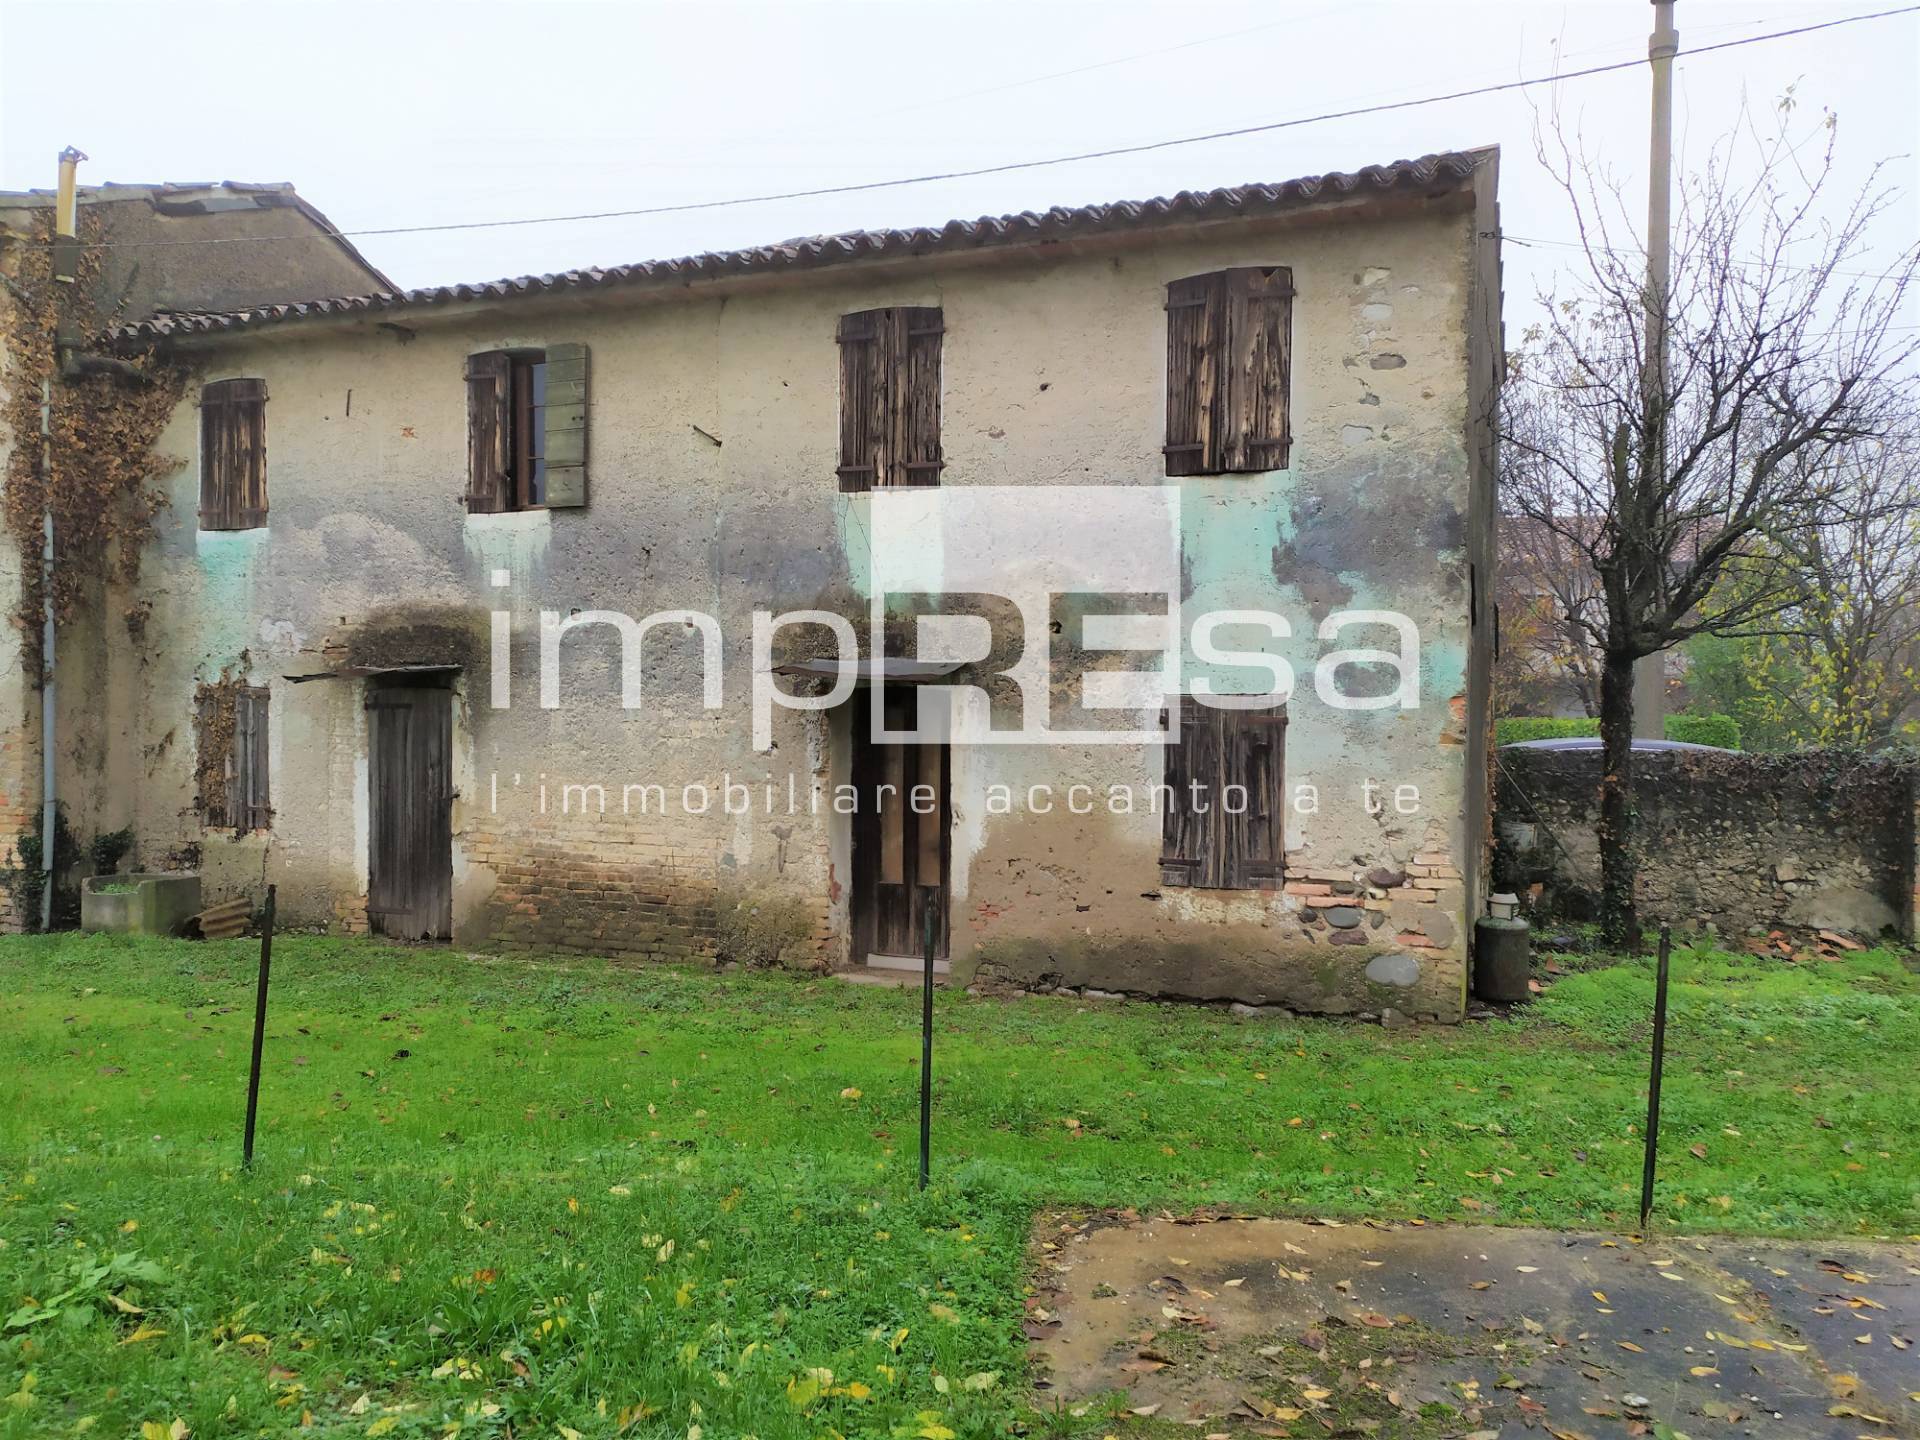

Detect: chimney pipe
[52, 146, 86, 284]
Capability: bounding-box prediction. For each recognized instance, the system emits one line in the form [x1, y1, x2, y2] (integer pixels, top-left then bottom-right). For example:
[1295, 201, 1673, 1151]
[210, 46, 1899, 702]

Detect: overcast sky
[3, 0, 1916, 331]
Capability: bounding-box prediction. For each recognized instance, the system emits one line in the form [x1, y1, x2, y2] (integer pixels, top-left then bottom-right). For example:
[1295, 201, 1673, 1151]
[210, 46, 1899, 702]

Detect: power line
[68, 2, 1920, 256]
[876, 8, 1344, 118]
[635, 8, 1342, 172]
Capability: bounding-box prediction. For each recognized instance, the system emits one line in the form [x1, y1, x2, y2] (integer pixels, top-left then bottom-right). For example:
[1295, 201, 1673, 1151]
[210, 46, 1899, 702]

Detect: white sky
[2, 0, 1917, 333]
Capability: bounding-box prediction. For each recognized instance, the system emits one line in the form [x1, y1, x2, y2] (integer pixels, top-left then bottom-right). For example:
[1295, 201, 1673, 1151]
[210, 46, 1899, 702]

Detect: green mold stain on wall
[461, 511, 553, 594]
[191, 528, 269, 664]
[1181, 473, 1301, 696]
[833, 492, 876, 602]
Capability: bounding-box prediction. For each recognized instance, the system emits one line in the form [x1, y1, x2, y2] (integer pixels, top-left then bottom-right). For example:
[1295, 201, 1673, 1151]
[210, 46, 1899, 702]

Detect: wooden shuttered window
[1164, 267, 1293, 476]
[196, 684, 271, 832]
[837, 306, 943, 491]
[199, 378, 268, 530]
[465, 351, 512, 513]
[466, 345, 589, 512]
[1159, 697, 1285, 890]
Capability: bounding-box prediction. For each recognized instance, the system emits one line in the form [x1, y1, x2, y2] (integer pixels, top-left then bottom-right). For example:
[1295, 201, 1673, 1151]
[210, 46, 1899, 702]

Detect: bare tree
[1501, 102, 1920, 945]
[1771, 434, 1920, 744]
[1495, 513, 1605, 717]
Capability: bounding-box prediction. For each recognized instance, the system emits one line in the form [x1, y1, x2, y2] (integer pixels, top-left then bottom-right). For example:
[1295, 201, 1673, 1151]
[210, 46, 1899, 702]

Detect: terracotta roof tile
[113, 150, 1487, 341]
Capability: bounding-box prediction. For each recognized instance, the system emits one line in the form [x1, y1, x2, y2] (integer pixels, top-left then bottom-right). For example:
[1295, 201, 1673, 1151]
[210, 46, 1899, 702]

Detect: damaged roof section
[0, 180, 393, 323]
[110, 150, 1491, 341]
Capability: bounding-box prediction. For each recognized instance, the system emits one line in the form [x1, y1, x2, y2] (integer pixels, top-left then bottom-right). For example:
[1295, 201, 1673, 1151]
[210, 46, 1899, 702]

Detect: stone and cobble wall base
[1496, 746, 1918, 941]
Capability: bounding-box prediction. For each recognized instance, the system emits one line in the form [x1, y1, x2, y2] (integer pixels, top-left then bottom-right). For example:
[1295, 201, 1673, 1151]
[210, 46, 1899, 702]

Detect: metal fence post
[242, 884, 277, 1168]
[919, 891, 936, 1191]
[1639, 922, 1672, 1232]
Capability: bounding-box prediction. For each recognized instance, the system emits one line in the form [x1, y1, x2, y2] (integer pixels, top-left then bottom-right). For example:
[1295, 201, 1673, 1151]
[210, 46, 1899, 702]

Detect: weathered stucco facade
[47, 151, 1501, 1020]
[0, 180, 391, 929]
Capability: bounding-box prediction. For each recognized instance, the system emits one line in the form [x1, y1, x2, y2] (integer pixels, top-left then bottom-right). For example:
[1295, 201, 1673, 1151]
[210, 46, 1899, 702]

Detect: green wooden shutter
[543, 342, 589, 507]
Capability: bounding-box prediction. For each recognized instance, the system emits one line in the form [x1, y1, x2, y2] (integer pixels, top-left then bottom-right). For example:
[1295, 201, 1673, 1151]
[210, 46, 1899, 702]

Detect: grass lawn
[0, 933, 1914, 1438]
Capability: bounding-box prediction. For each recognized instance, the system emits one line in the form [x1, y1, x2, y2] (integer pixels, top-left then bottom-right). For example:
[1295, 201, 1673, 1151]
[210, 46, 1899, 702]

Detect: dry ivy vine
[1, 208, 187, 669]
[192, 666, 249, 824]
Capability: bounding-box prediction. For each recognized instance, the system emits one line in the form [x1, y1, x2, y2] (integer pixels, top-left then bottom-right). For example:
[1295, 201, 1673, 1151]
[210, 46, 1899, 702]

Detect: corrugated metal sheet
[112, 151, 1488, 342]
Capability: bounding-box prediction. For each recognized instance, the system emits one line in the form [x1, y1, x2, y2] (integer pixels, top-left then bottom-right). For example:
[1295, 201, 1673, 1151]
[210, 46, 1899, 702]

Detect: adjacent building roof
[108, 149, 1492, 343]
[0, 181, 394, 323]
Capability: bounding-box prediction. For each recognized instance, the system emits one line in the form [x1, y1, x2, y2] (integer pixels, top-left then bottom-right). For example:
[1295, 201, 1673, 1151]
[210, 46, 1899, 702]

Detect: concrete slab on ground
[1027, 1212, 1919, 1438]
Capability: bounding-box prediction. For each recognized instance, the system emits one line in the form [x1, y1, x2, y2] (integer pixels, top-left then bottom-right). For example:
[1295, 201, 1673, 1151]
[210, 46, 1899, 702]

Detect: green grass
[0, 934, 1914, 1438]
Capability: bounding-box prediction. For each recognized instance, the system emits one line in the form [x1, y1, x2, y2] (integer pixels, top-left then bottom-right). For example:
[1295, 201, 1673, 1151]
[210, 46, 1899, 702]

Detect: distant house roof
[0, 180, 393, 323]
[108, 149, 1493, 343]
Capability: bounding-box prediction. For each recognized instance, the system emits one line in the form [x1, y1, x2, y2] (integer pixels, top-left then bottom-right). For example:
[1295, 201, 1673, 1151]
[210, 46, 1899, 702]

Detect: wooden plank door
[366, 681, 454, 940]
[851, 687, 949, 960]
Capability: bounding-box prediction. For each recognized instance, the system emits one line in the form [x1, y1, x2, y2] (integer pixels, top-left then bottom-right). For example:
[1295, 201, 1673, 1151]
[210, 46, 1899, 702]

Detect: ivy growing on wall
[1, 208, 186, 663]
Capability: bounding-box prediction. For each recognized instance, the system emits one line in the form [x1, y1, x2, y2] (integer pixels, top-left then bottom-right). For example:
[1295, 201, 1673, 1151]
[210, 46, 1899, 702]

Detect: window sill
[463, 508, 555, 524]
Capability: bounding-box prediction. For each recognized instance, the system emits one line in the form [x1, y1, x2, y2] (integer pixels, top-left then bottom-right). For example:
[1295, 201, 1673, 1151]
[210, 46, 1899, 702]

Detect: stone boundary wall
[1494, 746, 1920, 941]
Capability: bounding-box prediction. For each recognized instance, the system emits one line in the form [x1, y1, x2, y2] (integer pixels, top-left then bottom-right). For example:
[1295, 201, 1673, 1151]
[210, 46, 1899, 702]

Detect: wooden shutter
[1224, 705, 1286, 888]
[1165, 269, 1292, 475]
[199, 378, 267, 530]
[543, 342, 589, 507]
[838, 307, 943, 491]
[465, 351, 512, 513]
[237, 687, 272, 832]
[1164, 275, 1225, 476]
[1223, 267, 1293, 473]
[1160, 697, 1213, 886]
[898, 307, 944, 487]
[1160, 698, 1286, 889]
[837, 310, 884, 492]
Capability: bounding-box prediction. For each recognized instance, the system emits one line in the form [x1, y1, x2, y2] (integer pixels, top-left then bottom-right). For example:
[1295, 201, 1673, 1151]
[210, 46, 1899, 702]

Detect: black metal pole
[1639, 922, 1672, 1232]
[242, 884, 277, 1169]
[919, 890, 936, 1191]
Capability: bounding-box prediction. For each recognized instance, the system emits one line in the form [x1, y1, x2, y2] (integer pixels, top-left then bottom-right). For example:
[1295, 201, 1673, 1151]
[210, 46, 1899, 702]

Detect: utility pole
[40, 147, 84, 930]
[1634, 1, 1677, 741]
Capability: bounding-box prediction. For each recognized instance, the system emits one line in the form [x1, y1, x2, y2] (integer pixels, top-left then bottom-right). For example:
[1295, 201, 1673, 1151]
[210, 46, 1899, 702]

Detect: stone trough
[79, 872, 203, 936]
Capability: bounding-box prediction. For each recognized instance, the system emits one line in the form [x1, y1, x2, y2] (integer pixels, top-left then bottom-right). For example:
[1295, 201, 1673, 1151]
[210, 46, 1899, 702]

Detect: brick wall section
[331, 892, 370, 937]
[461, 817, 723, 962]
[0, 727, 33, 934]
[1497, 746, 1918, 940]
[1282, 839, 1468, 1019]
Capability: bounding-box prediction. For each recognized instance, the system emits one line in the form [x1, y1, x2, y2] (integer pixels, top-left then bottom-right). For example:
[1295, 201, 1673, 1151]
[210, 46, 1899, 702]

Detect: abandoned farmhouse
[2, 149, 1503, 1022]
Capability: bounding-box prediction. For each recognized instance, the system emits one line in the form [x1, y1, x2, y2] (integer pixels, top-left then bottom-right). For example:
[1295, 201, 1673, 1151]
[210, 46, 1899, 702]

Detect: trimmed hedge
[1495, 713, 1741, 749]
[1664, 712, 1742, 749]
[1496, 716, 1599, 744]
